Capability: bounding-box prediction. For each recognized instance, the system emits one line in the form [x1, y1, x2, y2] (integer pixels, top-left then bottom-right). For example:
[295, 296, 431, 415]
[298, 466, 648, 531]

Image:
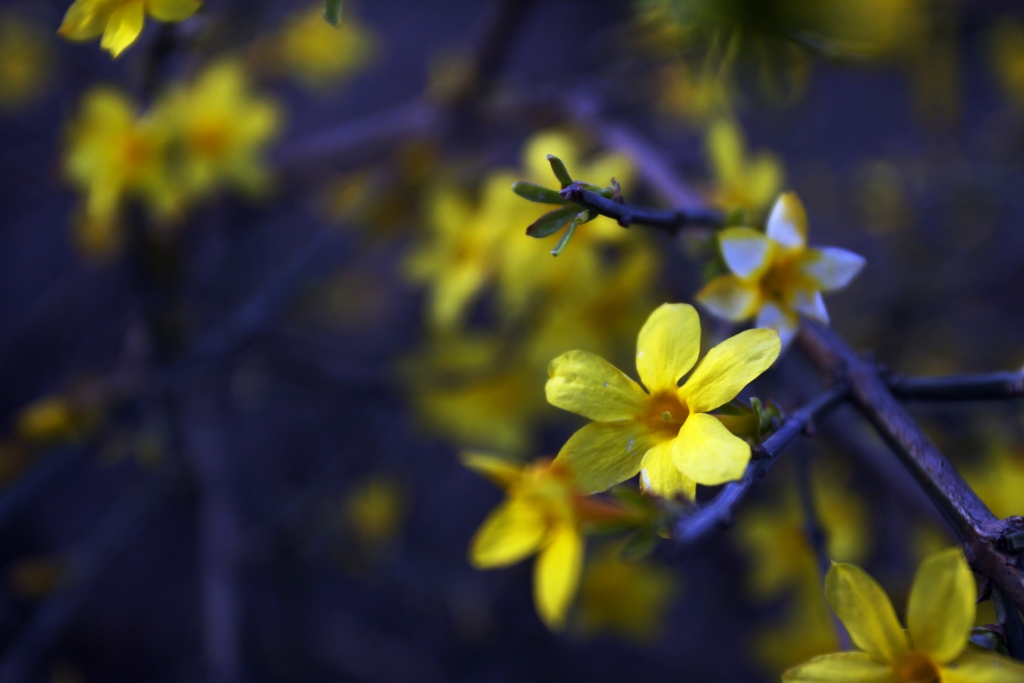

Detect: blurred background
[1, 0, 1024, 680]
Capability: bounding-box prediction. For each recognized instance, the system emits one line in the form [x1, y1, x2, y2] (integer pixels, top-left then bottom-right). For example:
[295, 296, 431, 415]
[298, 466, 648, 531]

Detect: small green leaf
[619, 530, 660, 563]
[550, 210, 591, 256]
[525, 206, 577, 238]
[511, 181, 567, 205]
[547, 154, 573, 189]
[324, 0, 342, 26]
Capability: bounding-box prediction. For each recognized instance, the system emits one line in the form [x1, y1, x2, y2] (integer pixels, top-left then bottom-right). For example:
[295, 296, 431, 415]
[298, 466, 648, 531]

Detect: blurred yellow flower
[64, 87, 176, 256]
[547, 303, 780, 499]
[657, 61, 731, 125]
[159, 61, 281, 201]
[575, 544, 678, 643]
[705, 118, 784, 219]
[15, 395, 100, 445]
[697, 192, 865, 348]
[465, 454, 585, 630]
[990, 20, 1024, 109]
[963, 444, 1024, 520]
[278, 5, 374, 90]
[58, 0, 201, 58]
[0, 13, 54, 110]
[753, 589, 845, 676]
[783, 548, 1024, 682]
[343, 475, 405, 547]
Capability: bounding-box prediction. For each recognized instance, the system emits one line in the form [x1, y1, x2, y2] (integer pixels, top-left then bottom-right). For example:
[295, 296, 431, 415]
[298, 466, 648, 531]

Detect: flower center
[643, 391, 690, 436]
[893, 652, 939, 683]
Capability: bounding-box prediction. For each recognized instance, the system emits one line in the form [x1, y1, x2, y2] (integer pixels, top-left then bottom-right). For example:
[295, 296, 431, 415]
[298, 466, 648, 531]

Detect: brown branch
[797, 321, 1024, 610]
[888, 371, 1024, 401]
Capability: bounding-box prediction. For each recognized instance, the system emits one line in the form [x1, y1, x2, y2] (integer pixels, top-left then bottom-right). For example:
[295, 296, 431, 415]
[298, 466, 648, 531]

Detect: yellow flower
[63, 87, 176, 256]
[783, 548, 1024, 682]
[277, 4, 374, 90]
[697, 192, 865, 348]
[158, 61, 281, 201]
[963, 444, 1024, 520]
[547, 303, 780, 499]
[58, 0, 201, 58]
[465, 454, 586, 630]
[706, 118, 784, 219]
[990, 20, 1024, 109]
[575, 543, 678, 643]
[0, 13, 54, 110]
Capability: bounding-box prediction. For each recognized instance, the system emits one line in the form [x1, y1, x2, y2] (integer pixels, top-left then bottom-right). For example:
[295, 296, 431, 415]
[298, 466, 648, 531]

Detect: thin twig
[795, 449, 852, 651]
[888, 371, 1024, 401]
[994, 587, 1024, 661]
[672, 387, 849, 544]
[559, 183, 723, 234]
[797, 321, 1024, 610]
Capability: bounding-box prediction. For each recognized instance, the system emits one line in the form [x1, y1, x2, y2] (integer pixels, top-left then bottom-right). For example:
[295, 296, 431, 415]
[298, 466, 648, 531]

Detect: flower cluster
[59, 0, 202, 58]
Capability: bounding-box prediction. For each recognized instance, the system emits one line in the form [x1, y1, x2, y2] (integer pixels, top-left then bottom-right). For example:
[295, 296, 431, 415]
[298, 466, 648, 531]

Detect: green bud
[547, 154, 573, 189]
[511, 181, 567, 205]
[525, 206, 577, 238]
[323, 0, 342, 26]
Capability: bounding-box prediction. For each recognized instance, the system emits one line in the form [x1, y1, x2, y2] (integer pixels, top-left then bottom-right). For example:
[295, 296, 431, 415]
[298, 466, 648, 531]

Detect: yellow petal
[533, 523, 583, 631]
[100, 0, 145, 57]
[756, 301, 800, 350]
[146, 0, 201, 22]
[782, 652, 895, 682]
[941, 649, 1024, 683]
[635, 303, 701, 393]
[907, 548, 974, 664]
[554, 421, 657, 494]
[766, 192, 808, 249]
[546, 350, 647, 422]
[523, 129, 580, 183]
[697, 274, 760, 322]
[825, 561, 910, 663]
[469, 499, 546, 569]
[747, 153, 784, 211]
[680, 328, 781, 414]
[58, 0, 111, 40]
[460, 451, 523, 490]
[719, 227, 772, 278]
[800, 247, 866, 292]
[671, 413, 750, 486]
[639, 439, 696, 499]
[707, 119, 742, 186]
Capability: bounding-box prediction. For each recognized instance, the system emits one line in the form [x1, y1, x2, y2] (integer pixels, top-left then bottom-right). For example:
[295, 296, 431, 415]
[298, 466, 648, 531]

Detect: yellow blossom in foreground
[547, 303, 780, 499]
[0, 13, 54, 110]
[64, 87, 176, 256]
[58, 0, 201, 58]
[706, 118, 784, 219]
[158, 61, 281, 201]
[783, 548, 1024, 682]
[465, 454, 587, 630]
[277, 5, 374, 90]
[575, 543, 678, 643]
[698, 192, 865, 348]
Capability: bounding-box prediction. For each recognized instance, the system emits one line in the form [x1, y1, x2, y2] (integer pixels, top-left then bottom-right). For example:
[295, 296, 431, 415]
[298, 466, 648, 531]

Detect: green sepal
[525, 206, 577, 238]
[547, 154, 573, 189]
[323, 0, 342, 25]
[550, 210, 592, 256]
[618, 529, 660, 563]
[511, 181, 567, 205]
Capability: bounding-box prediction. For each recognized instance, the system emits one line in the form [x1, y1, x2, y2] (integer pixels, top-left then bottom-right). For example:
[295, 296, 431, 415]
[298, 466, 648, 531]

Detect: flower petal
[469, 499, 546, 569]
[697, 275, 760, 322]
[546, 350, 647, 422]
[766, 192, 808, 249]
[100, 1, 145, 57]
[534, 523, 583, 631]
[671, 413, 751, 486]
[825, 561, 910, 663]
[146, 0, 202, 22]
[907, 548, 975, 664]
[635, 303, 701, 393]
[719, 227, 772, 279]
[553, 421, 656, 494]
[794, 290, 830, 324]
[941, 649, 1024, 683]
[756, 301, 800, 350]
[639, 440, 696, 499]
[801, 247, 866, 292]
[58, 0, 111, 40]
[680, 328, 781, 414]
[460, 451, 523, 490]
[782, 652, 895, 682]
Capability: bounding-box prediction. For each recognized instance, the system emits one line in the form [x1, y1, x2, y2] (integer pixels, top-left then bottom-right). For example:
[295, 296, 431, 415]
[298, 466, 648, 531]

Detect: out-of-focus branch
[672, 387, 848, 544]
[798, 321, 1024, 610]
[887, 370, 1024, 401]
[559, 183, 723, 234]
[994, 587, 1024, 661]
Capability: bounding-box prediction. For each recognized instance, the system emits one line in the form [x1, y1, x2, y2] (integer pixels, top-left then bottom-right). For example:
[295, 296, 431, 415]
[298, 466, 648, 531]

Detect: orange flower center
[642, 390, 690, 438]
[191, 121, 230, 159]
[894, 652, 939, 683]
[759, 254, 805, 305]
